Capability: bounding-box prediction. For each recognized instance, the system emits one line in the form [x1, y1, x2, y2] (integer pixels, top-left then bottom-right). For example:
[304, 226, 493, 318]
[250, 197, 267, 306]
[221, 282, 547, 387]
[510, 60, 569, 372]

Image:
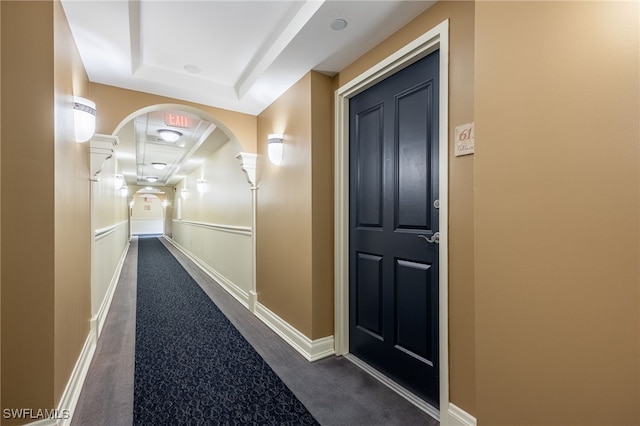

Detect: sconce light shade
[196, 179, 207, 193]
[162, 200, 170, 207]
[115, 174, 124, 190]
[73, 96, 96, 143]
[158, 129, 182, 143]
[119, 186, 129, 197]
[268, 133, 284, 166]
[181, 188, 189, 199]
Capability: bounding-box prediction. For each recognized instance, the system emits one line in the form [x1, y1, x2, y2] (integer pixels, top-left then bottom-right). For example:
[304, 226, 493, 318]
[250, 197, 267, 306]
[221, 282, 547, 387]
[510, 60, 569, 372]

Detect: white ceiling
[61, 0, 435, 188]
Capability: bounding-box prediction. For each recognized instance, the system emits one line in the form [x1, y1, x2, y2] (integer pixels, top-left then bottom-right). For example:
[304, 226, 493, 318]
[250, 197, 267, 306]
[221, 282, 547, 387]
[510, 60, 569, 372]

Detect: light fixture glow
[162, 200, 170, 207]
[114, 174, 124, 190]
[73, 96, 96, 142]
[196, 179, 207, 193]
[119, 186, 129, 197]
[151, 162, 167, 170]
[267, 133, 284, 166]
[146, 176, 158, 182]
[181, 188, 189, 199]
[158, 129, 182, 143]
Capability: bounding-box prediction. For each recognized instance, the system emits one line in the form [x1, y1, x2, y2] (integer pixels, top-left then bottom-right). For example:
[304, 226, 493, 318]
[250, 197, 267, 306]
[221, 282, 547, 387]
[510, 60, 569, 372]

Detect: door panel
[355, 105, 384, 228]
[349, 50, 439, 407]
[355, 252, 384, 338]
[395, 259, 434, 364]
[396, 83, 435, 231]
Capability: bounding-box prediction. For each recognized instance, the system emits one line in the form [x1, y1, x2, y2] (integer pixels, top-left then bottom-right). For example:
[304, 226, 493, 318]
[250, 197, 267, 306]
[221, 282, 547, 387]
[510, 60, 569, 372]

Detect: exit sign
[164, 113, 191, 128]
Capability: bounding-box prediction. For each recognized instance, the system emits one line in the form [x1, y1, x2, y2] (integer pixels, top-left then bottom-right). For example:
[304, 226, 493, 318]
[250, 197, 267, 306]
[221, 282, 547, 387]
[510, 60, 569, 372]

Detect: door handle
[418, 232, 439, 244]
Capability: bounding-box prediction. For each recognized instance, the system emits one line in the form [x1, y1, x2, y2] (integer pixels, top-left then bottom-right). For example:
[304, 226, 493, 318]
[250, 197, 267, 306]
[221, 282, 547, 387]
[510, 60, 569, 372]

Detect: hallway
[72, 237, 437, 426]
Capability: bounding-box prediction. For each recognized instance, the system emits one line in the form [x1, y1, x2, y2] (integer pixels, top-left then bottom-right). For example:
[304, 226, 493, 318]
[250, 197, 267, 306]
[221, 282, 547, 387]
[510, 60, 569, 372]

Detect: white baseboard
[164, 237, 250, 309]
[447, 403, 477, 426]
[254, 302, 335, 362]
[53, 330, 96, 426]
[248, 290, 258, 313]
[90, 241, 130, 340]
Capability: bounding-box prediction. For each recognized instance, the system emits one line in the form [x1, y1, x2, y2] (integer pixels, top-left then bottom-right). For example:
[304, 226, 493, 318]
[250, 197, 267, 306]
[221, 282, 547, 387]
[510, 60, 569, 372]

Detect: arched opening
[100, 103, 258, 311]
[129, 190, 165, 236]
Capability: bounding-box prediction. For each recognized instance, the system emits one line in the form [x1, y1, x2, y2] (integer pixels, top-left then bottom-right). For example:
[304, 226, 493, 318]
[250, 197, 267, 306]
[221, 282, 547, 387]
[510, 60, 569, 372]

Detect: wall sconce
[158, 129, 182, 143]
[73, 96, 96, 143]
[114, 174, 124, 190]
[119, 185, 129, 197]
[196, 179, 207, 193]
[162, 200, 170, 207]
[268, 133, 284, 166]
[180, 188, 189, 199]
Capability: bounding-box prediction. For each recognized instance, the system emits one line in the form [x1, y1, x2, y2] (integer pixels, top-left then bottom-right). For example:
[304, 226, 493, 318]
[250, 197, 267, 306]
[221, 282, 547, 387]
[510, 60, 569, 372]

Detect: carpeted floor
[134, 237, 318, 425]
[73, 236, 439, 426]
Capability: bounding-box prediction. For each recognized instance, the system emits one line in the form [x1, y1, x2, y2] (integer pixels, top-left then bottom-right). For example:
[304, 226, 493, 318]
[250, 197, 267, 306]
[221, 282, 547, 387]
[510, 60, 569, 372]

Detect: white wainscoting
[171, 220, 253, 307]
[170, 219, 336, 364]
[131, 218, 163, 235]
[91, 220, 129, 339]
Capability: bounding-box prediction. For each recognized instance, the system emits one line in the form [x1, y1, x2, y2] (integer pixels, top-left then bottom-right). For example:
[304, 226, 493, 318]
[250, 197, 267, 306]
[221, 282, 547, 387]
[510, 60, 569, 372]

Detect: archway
[107, 103, 259, 312]
[129, 190, 166, 236]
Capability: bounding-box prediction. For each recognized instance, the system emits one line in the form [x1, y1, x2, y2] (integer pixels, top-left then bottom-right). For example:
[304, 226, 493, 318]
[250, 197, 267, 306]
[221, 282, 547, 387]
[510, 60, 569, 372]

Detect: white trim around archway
[333, 19, 450, 423]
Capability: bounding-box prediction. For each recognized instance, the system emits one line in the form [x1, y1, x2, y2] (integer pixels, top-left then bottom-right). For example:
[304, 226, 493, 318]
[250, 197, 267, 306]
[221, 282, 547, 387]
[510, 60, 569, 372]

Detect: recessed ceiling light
[151, 162, 167, 170]
[184, 64, 201, 74]
[330, 18, 347, 31]
[158, 129, 182, 143]
[146, 176, 158, 182]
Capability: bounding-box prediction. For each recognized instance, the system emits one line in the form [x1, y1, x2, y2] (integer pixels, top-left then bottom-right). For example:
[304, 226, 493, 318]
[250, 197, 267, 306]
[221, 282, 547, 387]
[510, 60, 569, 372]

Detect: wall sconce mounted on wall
[73, 96, 96, 143]
[196, 179, 207, 193]
[158, 129, 182, 143]
[119, 185, 128, 197]
[267, 133, 284, 166]
[180, 188, 189, 199]
[115, 174, 124, 190]
[162, 200, 170, 207]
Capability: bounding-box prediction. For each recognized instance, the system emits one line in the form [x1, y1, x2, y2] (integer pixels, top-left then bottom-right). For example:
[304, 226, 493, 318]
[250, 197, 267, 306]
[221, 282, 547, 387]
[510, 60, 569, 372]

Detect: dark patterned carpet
[133, 237, 319, 425]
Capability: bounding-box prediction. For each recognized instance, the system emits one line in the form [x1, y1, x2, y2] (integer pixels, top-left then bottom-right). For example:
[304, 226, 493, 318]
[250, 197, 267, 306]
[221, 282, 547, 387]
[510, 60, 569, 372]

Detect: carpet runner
[133, 237, 318, 425]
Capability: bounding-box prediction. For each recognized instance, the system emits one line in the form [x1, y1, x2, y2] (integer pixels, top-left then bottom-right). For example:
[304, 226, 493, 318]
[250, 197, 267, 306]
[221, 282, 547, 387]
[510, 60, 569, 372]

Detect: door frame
[334, 20, 449, 420]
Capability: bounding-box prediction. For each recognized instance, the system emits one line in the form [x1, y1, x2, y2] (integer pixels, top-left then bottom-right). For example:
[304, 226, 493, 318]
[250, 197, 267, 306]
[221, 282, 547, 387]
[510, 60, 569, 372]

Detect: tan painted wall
[52, 0, 92, 404]
[474, 2, 639, 425]
[310, 72, 334, 338]
[256, 71, 334, 340]
[257, 73, 314, 337]
[337, 0, 477, 413]
[1, 2, 56, 421]
[90, 83, 258, 154]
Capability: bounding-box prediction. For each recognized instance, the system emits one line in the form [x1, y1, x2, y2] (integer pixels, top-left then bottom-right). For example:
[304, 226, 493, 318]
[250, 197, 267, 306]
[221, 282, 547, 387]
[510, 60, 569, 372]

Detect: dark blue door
[349, 51, 439, 407]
